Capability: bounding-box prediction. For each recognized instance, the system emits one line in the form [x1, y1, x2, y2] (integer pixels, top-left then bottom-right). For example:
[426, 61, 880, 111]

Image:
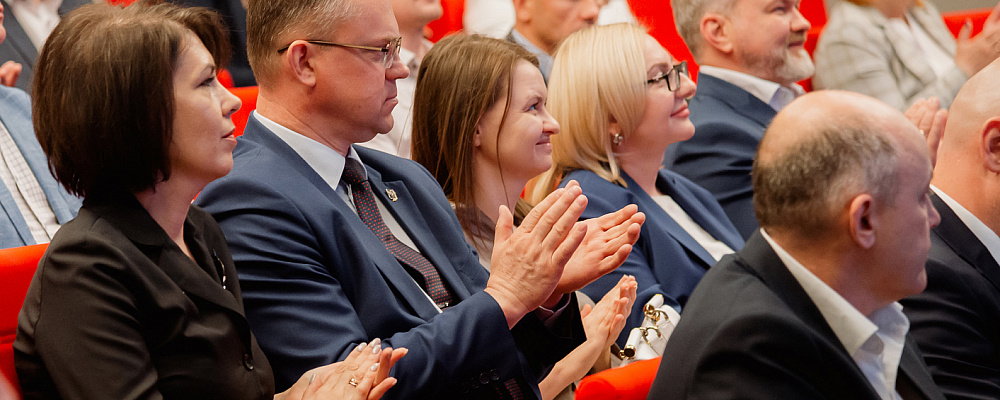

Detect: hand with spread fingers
[486, 183, 590, 328]
[277, 339, 407, 400]
[538, 275, 638, 400]
[558, 197, 644, 296]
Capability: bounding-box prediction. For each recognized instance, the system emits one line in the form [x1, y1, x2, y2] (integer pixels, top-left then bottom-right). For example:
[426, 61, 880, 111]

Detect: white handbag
[616, 294, 681, 366]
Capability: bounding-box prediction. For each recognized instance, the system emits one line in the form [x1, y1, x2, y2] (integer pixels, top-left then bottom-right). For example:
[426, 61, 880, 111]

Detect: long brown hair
[411, 34, 537, 253]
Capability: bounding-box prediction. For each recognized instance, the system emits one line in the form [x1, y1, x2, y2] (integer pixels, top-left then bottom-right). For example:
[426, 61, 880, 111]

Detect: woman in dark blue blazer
[531, 24, 745, 345]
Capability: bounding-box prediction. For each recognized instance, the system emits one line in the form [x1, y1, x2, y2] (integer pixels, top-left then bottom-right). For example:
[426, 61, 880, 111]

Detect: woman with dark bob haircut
[13, 2, 404, 399]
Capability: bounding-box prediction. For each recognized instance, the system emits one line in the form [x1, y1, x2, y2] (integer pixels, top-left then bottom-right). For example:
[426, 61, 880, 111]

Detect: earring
[612, 133, 624, 145]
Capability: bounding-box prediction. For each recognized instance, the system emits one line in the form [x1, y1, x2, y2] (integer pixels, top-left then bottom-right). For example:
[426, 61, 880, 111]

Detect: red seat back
[575, 357, 662, 400]
[425, 0, 465, 42]
[229, 86, 259, 137]
[0, 244, 48, 395]
[627, 0, 698, 79]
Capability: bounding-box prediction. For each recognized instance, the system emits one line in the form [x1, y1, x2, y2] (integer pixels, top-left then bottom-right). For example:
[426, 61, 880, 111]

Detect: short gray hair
[753, 121, 900, 235]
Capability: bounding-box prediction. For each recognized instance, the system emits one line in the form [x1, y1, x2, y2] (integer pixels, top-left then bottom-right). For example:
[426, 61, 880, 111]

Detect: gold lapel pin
[385, 188, 398, 202]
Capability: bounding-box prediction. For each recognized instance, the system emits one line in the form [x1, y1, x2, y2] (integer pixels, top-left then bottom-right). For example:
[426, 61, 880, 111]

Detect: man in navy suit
[196, 0, 642, 398]
[899, 60, 1000, 399]
[649, 91, 945, 399]
[0, 2, 80, 249]
[0, 0, 89, 93]
[663, 0, 814, 238]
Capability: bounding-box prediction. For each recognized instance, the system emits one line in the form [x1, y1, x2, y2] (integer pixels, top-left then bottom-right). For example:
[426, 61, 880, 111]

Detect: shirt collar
[399, 39, 433, 72]
[759, 229, 904, 356]
[253, 111, 366, 191]
[932, 185, 1000, 266]
[697, 65, 805, 112]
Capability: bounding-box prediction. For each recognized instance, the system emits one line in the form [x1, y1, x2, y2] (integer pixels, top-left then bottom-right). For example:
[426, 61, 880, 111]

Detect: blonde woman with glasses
[531, 23, 744, 345]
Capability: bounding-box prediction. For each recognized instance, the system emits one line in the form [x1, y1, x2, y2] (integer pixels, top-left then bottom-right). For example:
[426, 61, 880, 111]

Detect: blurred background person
[0, 0, 80, 250]
[814, 0, 1000, 111]
[359, 0, 442, 158]
[13, 3, 402, 399]
[410, 33, 638, 400]
[531, 23, 744, 345]
[168, 0, 255, 87]
[0, 0, 89, 92]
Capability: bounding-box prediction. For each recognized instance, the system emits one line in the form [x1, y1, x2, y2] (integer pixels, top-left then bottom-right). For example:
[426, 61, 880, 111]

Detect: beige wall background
[930, 0, 996, 12]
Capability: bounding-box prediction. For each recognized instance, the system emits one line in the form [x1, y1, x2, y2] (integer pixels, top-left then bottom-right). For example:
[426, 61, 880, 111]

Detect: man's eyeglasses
[646, 61, 688, 92]
[277, 37, 402, 68]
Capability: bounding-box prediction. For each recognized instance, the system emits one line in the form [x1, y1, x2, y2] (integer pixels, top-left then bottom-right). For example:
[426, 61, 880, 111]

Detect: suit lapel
[930, 194, 1000, 293]
[362, 154, 473, 302]
[872, 9, 938, 88]
[694, 74, 776, 134]
[657, 170, 745, 252]
[897, 338, 945, 400]
[739, 232, 883, 398]
[91, 196, 246, 318]
[622, 172, 717, 268]
[240, 119, 443, 319]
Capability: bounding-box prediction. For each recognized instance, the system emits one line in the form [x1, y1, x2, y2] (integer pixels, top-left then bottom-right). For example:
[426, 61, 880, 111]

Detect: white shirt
[358, 39, 432, 158]
[8, 0, 62, 51]
[698, 65, 805, 112]
[761, 229, 909, 400]
[0, 119, 59, 243]
[932, 186, 1000, 266]
[651, 194, 733, 262]
[463, 0, 635, 39]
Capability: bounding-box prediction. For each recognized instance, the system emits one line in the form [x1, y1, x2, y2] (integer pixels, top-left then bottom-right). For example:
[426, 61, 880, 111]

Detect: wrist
[484, 287, 528, 329]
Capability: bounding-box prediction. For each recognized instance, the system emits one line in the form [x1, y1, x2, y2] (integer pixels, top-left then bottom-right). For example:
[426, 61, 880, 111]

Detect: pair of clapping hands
[277, 338, 408, 400]
[485, 180, 646, 328]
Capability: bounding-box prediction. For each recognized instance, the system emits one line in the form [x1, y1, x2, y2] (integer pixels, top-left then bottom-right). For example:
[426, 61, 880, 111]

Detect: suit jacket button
[479, 373, 490, 385]
[243, 353, 255, 370]
[491, 371, 500, 381]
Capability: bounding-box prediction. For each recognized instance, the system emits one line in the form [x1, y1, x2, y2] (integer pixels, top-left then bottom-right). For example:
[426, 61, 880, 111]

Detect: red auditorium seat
[229, 86, 259, 137]
[942, 8, 991, 37]
[628, 0, 698, 79]
[0, 243, 48, 396]
[425, 0, 465, 42]
[575, 357, 662, 400]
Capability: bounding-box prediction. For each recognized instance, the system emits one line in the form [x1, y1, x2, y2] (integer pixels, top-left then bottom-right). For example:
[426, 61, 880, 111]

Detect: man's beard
[741, 42, 815, 86]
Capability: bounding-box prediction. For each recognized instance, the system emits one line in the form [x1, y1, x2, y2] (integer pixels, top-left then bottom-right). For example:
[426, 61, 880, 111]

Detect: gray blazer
[813, 1, 966, 110]
[0, 0, 91, 93]
[0, 85, 80, 249]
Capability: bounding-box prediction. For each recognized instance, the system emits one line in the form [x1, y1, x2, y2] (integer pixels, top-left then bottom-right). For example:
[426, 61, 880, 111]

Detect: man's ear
[512, 0, 534, 25]
[981, 118, 1000, 173]
[284, 42, 318, 87]
[700, 13, 734, 55]
[848, 194, 876, 249]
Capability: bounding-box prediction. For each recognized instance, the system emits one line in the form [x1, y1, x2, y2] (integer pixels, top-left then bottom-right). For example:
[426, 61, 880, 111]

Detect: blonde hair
[530, 23, 648, 204]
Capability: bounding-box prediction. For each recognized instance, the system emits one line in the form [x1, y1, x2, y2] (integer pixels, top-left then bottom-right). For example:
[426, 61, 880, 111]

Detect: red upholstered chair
[105, 0, 138, 5]
[942, 8, 991, 37]
[0, 243, 48, 396]
[627, 0, 698, 79]
[575, 357, 662, 400]
[229, 86, 259, 137]
[425, 0, 465, 42]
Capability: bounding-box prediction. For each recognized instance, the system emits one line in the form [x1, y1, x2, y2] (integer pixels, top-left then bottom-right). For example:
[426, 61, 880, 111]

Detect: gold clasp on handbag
[643, 303, 670, 323]
[640, 326, 662, 348]
[618, 345, 636, 359]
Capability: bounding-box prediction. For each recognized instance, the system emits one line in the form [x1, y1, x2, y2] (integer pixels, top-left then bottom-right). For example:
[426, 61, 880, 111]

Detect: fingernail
[370, 362, 380, 371]
[371, 338, 381, 353]
[356, 342, 367, 352]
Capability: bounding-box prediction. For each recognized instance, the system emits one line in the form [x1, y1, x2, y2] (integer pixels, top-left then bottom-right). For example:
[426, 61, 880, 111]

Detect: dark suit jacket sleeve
[16, 235, 164, 400]
[901, 256, 1000, 399]
[199, 170, 580, 398]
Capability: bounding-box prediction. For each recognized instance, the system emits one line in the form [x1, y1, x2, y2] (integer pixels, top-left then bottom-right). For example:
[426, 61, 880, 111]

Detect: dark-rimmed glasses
[277, 37, 402, 68]
[646, 61, 688, 92]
